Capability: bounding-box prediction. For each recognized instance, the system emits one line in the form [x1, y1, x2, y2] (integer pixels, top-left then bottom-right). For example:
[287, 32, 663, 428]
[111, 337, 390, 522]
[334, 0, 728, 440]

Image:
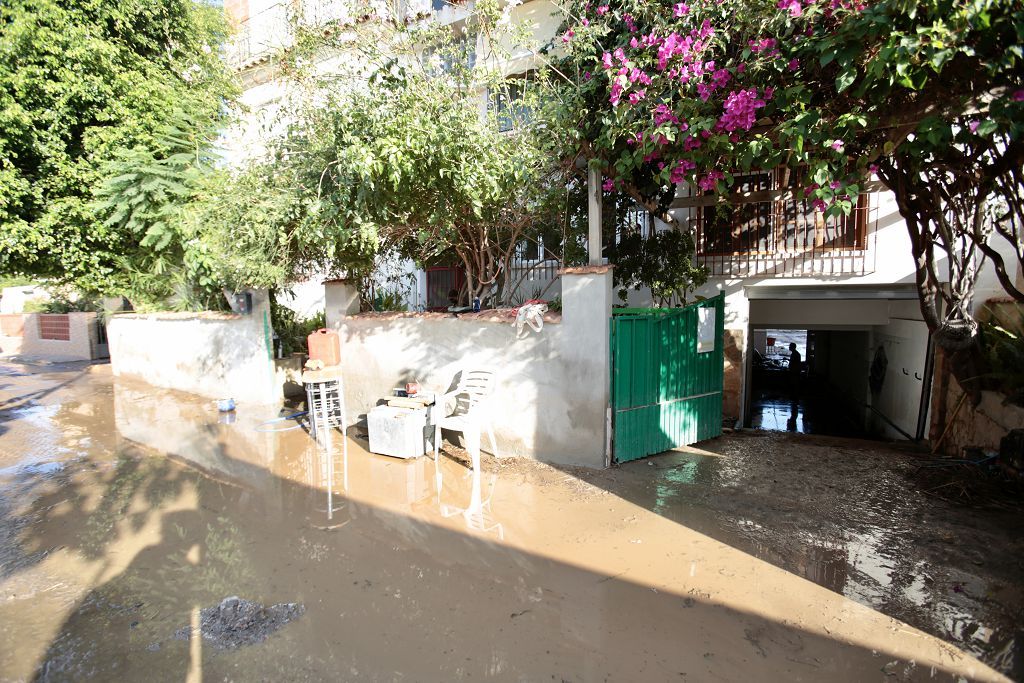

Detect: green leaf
[836, 66, 857, 93]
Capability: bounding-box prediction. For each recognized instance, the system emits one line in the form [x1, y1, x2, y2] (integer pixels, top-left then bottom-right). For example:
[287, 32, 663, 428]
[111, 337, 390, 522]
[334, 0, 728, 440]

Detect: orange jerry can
[307, 328, 341, 366]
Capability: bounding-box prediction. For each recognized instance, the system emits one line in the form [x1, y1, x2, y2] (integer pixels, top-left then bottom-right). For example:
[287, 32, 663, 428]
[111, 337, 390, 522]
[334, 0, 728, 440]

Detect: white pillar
[560, 266, 614, 467]
[588, 165, 603, 266]
[324, 279, 360, 330]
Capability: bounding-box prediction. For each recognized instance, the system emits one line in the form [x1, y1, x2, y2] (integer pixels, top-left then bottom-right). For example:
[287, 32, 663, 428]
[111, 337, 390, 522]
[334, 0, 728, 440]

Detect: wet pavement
[0, 360, 1020, 681]
[747, 387, 872, 437]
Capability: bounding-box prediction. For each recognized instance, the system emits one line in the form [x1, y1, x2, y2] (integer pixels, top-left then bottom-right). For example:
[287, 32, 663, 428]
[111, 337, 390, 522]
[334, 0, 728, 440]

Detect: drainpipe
[915, 331, 936, 441]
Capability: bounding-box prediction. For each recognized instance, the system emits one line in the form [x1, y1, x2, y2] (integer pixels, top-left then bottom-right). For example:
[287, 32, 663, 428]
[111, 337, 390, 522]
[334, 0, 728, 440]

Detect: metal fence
[670, 172, 878, 278]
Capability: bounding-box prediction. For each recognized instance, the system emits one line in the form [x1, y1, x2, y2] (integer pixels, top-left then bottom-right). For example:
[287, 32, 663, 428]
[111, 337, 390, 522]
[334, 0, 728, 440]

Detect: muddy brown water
[0, 361, 1019, 681]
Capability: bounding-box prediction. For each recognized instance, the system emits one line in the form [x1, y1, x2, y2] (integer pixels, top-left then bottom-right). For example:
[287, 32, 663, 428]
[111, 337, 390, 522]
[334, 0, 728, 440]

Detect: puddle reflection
[0, 367, 1015, 681]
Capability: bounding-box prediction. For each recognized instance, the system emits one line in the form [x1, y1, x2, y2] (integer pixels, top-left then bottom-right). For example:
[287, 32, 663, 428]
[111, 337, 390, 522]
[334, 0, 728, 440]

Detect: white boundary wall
[107, 291, 281, 405]
[326, 270, 613, 468]
[0, 312, 105, 362]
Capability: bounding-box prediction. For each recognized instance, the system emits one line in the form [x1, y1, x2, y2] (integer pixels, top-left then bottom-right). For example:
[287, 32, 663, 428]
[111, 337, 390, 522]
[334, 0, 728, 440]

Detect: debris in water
[171, 596, 304, 650]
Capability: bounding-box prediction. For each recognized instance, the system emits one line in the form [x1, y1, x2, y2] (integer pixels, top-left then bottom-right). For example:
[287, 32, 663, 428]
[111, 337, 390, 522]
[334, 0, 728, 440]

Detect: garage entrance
[748, 328, 873, 437]
[744, 287, 934, 440]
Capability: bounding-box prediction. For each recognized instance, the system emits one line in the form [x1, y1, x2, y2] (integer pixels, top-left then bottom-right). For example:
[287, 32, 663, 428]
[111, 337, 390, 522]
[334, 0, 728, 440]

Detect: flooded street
[0, 361, 1019, 681]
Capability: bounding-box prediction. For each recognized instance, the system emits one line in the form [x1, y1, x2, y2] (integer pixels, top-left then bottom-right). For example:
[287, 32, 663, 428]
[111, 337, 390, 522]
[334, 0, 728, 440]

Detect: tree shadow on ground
[5, 430, 978, 682]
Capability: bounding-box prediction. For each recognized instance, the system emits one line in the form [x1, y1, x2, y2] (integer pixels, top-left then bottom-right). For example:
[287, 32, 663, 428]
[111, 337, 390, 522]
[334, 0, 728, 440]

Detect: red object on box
[307, 328, 341, 366]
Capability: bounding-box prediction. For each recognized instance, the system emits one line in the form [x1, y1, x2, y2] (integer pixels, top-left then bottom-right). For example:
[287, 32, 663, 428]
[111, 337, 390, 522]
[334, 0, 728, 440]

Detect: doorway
[747, 328, 873, 437]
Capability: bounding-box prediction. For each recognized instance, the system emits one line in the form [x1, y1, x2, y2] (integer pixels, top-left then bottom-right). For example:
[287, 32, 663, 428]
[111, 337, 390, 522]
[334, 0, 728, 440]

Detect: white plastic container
[367, 405, 430, 459]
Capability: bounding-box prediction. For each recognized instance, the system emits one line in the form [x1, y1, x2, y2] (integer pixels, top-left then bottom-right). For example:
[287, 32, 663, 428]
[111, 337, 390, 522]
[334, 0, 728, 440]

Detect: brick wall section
[0, 312, 102, 361]
[38, 314, 71, 341]
[929, 348, 1024, 455]
[722, 328, 744, 425]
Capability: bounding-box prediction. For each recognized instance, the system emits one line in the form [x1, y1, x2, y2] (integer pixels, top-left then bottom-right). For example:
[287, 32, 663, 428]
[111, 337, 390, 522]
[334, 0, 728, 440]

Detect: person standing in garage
[787, 342, 802, 395]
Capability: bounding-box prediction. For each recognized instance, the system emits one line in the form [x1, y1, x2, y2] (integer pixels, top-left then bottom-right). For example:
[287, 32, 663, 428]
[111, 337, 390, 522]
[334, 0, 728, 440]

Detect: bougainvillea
[547, 0, 1023, 350]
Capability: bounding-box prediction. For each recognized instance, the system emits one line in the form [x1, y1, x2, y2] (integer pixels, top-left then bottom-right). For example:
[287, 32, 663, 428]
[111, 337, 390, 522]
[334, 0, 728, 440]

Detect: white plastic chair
[432, 369, 499, 473]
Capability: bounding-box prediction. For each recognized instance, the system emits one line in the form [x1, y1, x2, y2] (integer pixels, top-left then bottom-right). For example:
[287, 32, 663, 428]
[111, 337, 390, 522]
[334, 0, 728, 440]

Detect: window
[490, 73, 535, 132]
[422, 30, 476, 76]
[696, 167, 869, 256]
[699, 171, 774, 255]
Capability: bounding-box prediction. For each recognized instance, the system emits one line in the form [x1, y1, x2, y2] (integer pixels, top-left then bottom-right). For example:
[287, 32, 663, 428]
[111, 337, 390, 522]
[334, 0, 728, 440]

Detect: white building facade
[222, 0, 1018, 441]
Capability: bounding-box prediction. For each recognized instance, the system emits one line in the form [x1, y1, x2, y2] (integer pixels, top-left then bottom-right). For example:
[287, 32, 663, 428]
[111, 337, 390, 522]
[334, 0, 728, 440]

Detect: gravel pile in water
[172, 596, 304, 650]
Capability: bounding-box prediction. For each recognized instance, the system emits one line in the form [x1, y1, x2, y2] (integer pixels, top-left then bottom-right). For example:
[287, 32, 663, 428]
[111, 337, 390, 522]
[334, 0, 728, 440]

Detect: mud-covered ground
[584, 434, 1024, 676]
[446, 431, 1024, 678]
[0, 360, 1020, 681]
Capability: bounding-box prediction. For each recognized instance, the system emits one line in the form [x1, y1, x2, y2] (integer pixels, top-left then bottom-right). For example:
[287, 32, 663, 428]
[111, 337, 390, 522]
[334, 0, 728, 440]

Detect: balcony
[226, 0, 467, 70]
[673, 170, 880, 278]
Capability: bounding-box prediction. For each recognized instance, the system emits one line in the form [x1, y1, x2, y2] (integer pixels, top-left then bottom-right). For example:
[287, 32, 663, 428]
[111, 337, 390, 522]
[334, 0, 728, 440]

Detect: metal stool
[302, 367, 348, 519]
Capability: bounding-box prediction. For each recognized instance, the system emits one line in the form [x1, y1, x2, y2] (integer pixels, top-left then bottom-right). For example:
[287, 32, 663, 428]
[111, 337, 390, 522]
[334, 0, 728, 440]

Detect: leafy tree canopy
[0, 0, 238, 291]
[550, 0, 1023, 343]
[205, 0, 567, 304]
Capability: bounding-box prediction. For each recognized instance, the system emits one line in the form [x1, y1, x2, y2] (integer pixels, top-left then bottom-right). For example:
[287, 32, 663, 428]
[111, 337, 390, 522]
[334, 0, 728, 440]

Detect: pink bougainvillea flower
[602, 178, 615, 191]
[597, 5, 609, 15]
[1014, 90, 1024, 102]
[670, 159, 697, 184]
[830, 181, 842, 190]
[969, 120, 980, 133]
[610, 80, 624, 106]
[628, 89, 647, 104]
[697, 170, 725, 191]
[718, 88, 767, 132]
[788, 58, 800, 71]
[777, 0, 802, 17]
[831, 140, 845, 152]
[613, 47, 627, 65]
[582, 17, 589, 26]
[623, 13, 637, 32]
[674, 2, 690, 16]
[583, 71, 591, 81]
[602, 52, 613, 69]
[630, 36, 640, 48]
[868, 163, 879, 173]
[804, 183, 820, 196]
[629, 67, 652, 85]
[653, 104, 680, 126]
[562, 30, 574, 43]
[811, 198, 827, 212]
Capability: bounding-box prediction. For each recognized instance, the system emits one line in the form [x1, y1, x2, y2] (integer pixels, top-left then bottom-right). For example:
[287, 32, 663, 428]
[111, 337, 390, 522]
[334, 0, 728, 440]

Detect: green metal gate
[610, 294, 725, 463]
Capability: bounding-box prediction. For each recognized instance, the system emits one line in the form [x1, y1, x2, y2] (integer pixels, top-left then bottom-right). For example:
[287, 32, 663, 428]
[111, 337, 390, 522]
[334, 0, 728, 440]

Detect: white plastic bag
[512, 303, 548, 334]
